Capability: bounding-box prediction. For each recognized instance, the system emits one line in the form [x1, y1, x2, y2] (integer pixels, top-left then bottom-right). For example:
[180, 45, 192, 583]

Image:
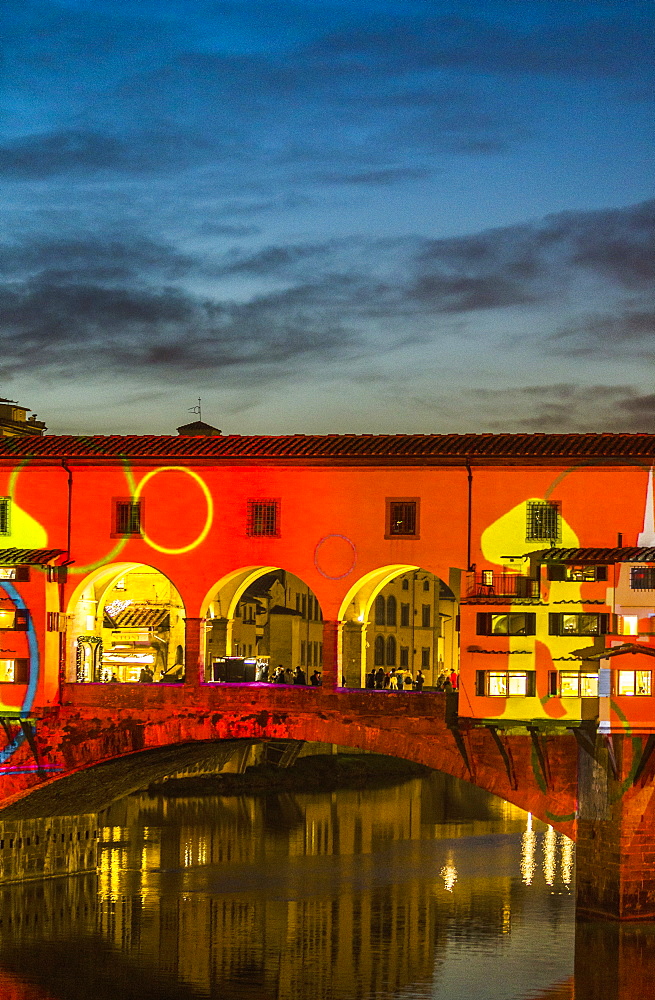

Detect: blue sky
[1, 0, 653, 435]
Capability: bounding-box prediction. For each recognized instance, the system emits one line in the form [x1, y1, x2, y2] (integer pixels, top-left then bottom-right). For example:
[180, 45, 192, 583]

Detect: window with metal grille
[0, 498, 9, 535]
[386, 498, 419, 538]
[421, 648, 430, 668]
[631, 567, 655, 590]
[526, 501, 560, 541]
[247, 499, 280, 537]
[400, 603, 410, 627]
[421, 604, 431, 628]
[399, 646, 409, 667]
[114, 499, 143, 536]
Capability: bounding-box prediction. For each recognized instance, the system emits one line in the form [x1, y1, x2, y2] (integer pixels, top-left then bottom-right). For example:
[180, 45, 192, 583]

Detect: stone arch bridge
[1, 683, 654, 921]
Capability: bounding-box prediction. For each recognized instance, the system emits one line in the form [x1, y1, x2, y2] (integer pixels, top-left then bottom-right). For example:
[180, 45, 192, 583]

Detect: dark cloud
[312, 167, 433, 186]
[482, 385, 655, 433]
[549, 308, 655, 357]
[409, 200, 655, 313]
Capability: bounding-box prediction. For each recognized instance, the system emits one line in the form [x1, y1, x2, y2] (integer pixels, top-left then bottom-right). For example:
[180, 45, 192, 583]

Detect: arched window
[374, 635, 385, 666]
[386, 635, 396, 666]
[386, 595, 397, 626]
[375, 595, 386, 626]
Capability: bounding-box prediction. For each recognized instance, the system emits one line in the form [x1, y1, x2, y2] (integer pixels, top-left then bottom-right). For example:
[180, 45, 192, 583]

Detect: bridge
[0, 429, 655, 921]
[1, 680, 654, 923]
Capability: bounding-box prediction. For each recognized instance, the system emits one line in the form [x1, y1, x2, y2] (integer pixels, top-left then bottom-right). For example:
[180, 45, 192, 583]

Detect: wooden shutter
[475, 670, 486, 696]
[548, 671, 558, 696]
[548, 613, 560, 635]
[526, 672, 537, 697]
[595, 566, 608, 581]
[547, 564, 566, 581]
[14, 659, 29, 683]
[13, 610, 29, 631]
[524, 613, 537, 636]
[476, 613, 489, 635]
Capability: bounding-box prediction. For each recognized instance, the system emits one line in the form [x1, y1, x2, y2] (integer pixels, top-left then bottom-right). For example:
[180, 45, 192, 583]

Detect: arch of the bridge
[5, 703, 577, 837]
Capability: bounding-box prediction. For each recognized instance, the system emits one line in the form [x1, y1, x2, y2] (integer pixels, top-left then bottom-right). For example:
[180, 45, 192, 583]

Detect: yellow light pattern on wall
[134, 466, 214, 555]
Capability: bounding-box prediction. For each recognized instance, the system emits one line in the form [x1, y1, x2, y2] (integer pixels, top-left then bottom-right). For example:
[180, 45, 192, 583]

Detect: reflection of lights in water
[521, 813, 536, 885]
[543, 825, 557, 886]
[559, 833, 574, 885]
[184, 839, 193, 867]
[440, 853, 458, 892]
[501, 900, 511, 934]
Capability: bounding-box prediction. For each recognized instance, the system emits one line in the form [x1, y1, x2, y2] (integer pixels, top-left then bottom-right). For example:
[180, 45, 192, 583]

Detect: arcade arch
[67, 563, 186, 683]
[201, 568, 324, 683]
[340, 565, 459, 689]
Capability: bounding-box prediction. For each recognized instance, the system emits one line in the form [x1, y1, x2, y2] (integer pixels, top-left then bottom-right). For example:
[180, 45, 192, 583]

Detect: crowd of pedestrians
[365, 667, 458, 692]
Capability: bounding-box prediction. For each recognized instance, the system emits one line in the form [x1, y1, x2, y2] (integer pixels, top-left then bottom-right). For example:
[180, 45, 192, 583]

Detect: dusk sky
[2, 0, 654, 436]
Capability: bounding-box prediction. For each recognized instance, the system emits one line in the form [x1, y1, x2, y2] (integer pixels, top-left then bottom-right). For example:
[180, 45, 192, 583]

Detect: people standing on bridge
[366, 669, 376, 689]
[403, 673, 413, 691]
[375, 667, 385, 689]
[389, 671, 398, 690]
[449, 670, 459, 690]
[415, 670, 425, 692]
[274, 665, 285, 683]
[294, 667, 306, 685]
[310, 669, 321, 686]
[443, 677, 453, 694]
[436, 673, 446, 691]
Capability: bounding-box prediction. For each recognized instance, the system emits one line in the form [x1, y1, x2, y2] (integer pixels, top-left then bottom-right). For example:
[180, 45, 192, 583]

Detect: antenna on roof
[188, 398, 202, 422]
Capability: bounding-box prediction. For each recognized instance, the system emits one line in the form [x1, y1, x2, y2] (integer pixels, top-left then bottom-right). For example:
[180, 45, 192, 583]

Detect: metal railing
[465, 573, 540, 599]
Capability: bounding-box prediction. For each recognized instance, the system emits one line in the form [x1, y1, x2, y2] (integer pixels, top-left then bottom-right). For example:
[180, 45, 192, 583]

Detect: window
[374, 635, 385, 666]
[247, 499, 280, 537]
[386, 498, 419, 538]
[386, 595, 397, 626]
[300, 641, 306, 665]
[0, 498, 9, 535]
[549, 613, 609, 636]
[0, 566, 30, 581]
[386, 635, 396, 666]
[559, 672, 599, 697]
[113, 499, 143, 536]
[374, 595, 386, 626]
[617, 670, 652, 696]
[400, 603, 410, 627]
[423, 579, 430, 592]
[547, 564, 608, 582]
[631, 567, 655, 591]
[482, 670, 536, 697]
[421, 647, 430, 668]
[0, 659, 28, 683]
[0, 609, 28, 630]
[421, 604, 431, 628]
[400, 646, 409, 667]
[402, 579, 409, 591]
[477, 612, 536, 636]
[526, 501, 560, 541]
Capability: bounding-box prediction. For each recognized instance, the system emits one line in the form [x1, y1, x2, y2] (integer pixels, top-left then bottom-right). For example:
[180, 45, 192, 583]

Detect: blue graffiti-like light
[0, 581, 39, 767]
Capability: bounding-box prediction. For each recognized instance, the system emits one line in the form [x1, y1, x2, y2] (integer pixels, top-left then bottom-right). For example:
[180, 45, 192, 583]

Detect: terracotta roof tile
[0, 432, 653, 463]
[0, 548, 65, 565]
[534, 547, 655, 563]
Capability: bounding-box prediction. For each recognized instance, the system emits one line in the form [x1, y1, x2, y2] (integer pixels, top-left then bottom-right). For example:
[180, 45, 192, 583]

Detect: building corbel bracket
[604, 735, 619, 781]
[448, 724, 474, 778]
[633, 734, 655, 786]
[570, 725, 597, 758]
[527, 726, 551, 790]
[0, 718, 14, 746]
[486, 725, 518, 790]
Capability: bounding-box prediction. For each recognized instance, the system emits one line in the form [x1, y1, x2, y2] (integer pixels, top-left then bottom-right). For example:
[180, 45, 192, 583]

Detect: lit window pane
[0, 609, 15, 629]
[617, 671, 635, 696]
[491, 615, 509, 635]
[508, 672, 527, 696]
[488, 672, 507, 697]
[560, 673, 580, 697]
[622, 616, 638, 635]
[0, 660, 15, 682]
[580, 674, 599, 697]
[636, 671, 651, 696]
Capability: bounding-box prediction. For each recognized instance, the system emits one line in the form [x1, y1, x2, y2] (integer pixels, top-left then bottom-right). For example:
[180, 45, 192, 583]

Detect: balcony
[465, 573, 540, 600]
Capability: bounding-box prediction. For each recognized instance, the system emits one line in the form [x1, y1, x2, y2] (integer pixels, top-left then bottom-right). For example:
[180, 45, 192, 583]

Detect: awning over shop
[0, 548, 65, 565]
[531, 547, 655, 564]
[110, 606, 171, 629]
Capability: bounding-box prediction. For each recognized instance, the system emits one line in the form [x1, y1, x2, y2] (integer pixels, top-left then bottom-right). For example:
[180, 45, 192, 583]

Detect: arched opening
[201, 568, 324, 685]
[67, 563, 186, 683]
[340, 565, 459, 689]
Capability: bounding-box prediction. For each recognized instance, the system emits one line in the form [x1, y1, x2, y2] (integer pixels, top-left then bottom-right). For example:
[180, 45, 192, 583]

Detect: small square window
[0, 498, 9, 536]
[401, 579, 409, 591]
[631, 567, 655, 591]
[113, 499, 143, 536]
[247, 500, 280, 537]
[386, 498, 419, 539]
[527, 501, 560, 541]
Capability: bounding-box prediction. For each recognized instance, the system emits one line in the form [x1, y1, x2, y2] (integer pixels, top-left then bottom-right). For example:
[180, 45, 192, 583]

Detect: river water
[0, 769, 653, 999]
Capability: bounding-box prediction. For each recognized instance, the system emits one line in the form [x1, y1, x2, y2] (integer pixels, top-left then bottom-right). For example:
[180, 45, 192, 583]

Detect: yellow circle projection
[134, 466, 214, 554]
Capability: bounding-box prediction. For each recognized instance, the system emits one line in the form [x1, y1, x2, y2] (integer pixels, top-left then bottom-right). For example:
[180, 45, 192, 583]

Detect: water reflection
[0, 772, 650, 998]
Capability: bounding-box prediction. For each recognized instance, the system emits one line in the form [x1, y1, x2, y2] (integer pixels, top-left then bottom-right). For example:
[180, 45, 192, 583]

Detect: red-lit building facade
[1, 422, 655, 734]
